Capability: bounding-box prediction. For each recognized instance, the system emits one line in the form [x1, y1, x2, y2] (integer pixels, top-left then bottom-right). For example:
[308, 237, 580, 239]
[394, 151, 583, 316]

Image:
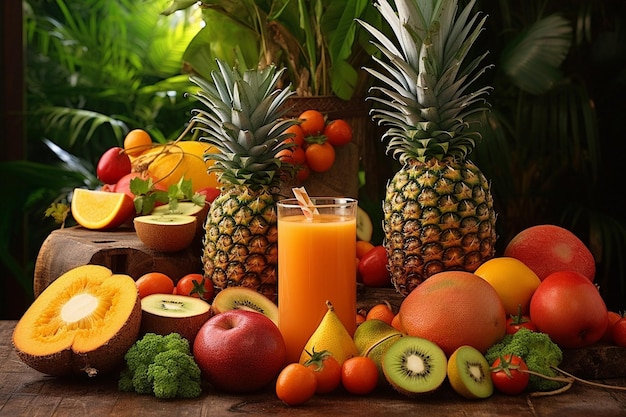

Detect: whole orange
[474, 256, 541, 316]
[398, 271, 506, 356]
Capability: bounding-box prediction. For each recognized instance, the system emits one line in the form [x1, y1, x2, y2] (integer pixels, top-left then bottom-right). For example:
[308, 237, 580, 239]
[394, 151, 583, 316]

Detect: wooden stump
[33, 226, 202, 297]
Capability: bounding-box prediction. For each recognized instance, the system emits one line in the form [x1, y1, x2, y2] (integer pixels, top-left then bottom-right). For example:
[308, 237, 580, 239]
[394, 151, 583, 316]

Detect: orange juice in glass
[277, 197, 357, 364]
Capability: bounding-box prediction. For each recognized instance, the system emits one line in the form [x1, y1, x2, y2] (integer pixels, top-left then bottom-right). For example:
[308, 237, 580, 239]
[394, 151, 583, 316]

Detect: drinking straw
[292, 187, 319, 220]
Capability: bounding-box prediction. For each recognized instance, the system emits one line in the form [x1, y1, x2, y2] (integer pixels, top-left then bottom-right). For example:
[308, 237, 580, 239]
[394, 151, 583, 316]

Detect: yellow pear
[299, 300, 358, 366]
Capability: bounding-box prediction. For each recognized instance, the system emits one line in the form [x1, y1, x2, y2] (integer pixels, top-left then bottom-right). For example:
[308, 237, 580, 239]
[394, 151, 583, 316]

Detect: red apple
[193, 310, 286, 393]
[504, 224, 596, 282]
[97, 147, 132, 185]
[529, 271, 608, 348]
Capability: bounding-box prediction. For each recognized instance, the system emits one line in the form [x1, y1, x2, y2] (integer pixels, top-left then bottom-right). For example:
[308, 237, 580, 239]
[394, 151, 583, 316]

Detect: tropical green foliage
[1, 0, 202, 318]
[161, 0, 381, 100]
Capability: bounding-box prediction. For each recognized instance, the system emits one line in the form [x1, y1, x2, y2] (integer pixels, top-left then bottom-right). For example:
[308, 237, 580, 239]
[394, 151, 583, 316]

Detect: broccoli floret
[485, 328, 565, 392]
[118, 333, 202, 399]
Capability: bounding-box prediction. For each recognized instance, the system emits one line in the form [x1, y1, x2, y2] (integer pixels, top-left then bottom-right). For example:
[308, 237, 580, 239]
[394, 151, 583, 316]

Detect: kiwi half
[382, 336, 447, 396]
[211, 286, 278, 326]
[447, 345, 494, 399]
[140, 293, 211, 344]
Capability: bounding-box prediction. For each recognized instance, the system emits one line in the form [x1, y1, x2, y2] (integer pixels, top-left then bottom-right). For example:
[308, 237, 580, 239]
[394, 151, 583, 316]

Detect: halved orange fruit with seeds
[12, 264, 141, 376]
[71, 188, 135, 230]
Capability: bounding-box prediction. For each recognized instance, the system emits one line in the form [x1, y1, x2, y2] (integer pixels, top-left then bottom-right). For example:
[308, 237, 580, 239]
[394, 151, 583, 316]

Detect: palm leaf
[500, 14, 572, 95]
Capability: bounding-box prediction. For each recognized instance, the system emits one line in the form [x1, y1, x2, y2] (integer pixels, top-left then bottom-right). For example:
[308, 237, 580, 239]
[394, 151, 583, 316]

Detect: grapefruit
[133, 141, 220, 193]
[398, 271, 507, 356]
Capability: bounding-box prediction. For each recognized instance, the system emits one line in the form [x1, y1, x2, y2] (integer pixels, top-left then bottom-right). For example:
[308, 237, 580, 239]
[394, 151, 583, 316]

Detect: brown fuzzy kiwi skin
[134, 215, 197, 252]
[140, 294, 212, 345]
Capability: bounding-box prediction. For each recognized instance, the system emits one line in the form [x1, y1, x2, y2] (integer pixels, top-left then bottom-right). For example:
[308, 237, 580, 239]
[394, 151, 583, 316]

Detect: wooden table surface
[2, 321, 625, 417]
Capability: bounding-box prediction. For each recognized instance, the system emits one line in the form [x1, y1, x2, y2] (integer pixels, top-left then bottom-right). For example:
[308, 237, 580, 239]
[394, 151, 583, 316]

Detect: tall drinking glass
[277, 197, 357, 364]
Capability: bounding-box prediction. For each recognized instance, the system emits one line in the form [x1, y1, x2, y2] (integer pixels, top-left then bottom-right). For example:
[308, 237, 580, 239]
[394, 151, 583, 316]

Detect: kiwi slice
[140, 293, 211, 344]
[447, 345, 494, 399]
[382, 336, 447, 396]
[211, 286, 278, 326]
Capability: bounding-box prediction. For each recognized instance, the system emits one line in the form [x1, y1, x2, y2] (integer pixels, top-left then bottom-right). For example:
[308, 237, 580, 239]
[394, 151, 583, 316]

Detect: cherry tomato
[358, 246, 391, 288]
[506, 306, 537, 334]
[324, 119, 353, 146]
[175, 273, 214, 301]
[277, 139, 306, 165]
[135, 272, 175, 298]
[490, 354, 530, 395]
[341, 356, 378, 395]
[97, 147, 132, 185]
[303, 349, 342, 394]
[612, 317, 626, 347]
[275, 363, 317, 406]
[285, 124, 306, 147]
[305, 141, 335, 173]
[298, 109, 325, 136]
[366, 302, 395, 325]
[295, 163, 311, 183]
[356, 310, 367, 326]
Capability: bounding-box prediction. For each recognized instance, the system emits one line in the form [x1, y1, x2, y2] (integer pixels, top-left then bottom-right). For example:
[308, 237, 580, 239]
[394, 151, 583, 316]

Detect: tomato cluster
[276, 354, 378, 406]
[136, 272, 215, 302]
[278, 109, 353, 183]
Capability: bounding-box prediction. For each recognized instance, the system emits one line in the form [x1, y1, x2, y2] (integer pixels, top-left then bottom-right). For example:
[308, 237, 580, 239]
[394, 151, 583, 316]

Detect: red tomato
[529, 271, 608, 348]
[341, 356, 379, 395]
[175, 273, 214, 301]
[295, 163, 311, 183]
[285, 124, 306, 147]
[275, 363, 317, 406]
[303, 349, 342, 394]
[506, 306, 537, 334]
[324, 119, 353, 146]
[135, 272, 175, 298]
[97, 147, 132, 185]
[490, 354, 530, 395]
[305, 141, 335, 173]
[612, 317, 626, 347]
[358, 246, 391, 287]
[366, 302, 395, 325]
[298, 109, 326, 136]
[602, 311, 624, 343]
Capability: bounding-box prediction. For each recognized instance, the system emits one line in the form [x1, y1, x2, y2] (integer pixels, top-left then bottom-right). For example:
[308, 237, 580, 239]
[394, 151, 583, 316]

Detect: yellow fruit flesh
[13, 265, 139, 358]
[71, 188, 132, 229]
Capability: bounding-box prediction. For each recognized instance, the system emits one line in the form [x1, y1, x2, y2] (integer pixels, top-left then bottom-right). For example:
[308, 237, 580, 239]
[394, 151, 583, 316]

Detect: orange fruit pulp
[71, 188, 135, 230]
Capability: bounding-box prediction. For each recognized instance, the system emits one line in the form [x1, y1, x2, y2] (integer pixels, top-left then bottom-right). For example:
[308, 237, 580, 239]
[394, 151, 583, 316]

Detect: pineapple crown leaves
[188, 60, 298, 187]
[358, 0, 493, 164]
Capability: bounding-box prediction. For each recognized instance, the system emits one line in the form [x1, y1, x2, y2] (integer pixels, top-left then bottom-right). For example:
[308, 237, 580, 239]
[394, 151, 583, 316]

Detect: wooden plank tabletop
[1, 321, 625, 417]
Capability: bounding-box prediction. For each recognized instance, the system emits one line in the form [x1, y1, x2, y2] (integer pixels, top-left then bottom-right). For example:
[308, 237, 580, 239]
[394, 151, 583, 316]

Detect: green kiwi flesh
[382, 336, 447, 396]
[211, 286, 278, 325]
[447, 345, 494, 399]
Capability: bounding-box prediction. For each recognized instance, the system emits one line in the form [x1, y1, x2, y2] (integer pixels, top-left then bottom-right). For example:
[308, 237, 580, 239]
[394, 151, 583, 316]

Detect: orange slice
[71, 188, 135, 230]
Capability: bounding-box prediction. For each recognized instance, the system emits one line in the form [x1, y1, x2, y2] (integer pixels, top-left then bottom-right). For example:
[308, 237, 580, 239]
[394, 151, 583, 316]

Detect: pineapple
[359, 0, 496, 296]
[188, 60, 296, 302]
